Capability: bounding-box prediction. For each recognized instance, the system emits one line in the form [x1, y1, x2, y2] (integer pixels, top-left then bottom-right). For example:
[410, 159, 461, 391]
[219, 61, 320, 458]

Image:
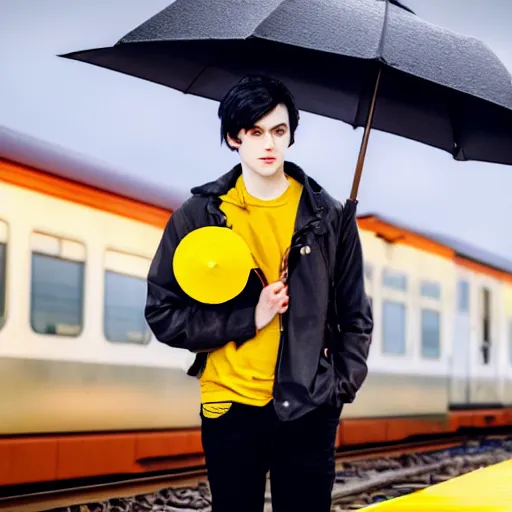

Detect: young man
[145, 75, 373, 512]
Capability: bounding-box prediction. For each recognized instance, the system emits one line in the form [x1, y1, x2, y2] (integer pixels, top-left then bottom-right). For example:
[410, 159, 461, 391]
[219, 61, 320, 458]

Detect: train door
[469, 277, 500, 405]
[449, 274, 471, 405]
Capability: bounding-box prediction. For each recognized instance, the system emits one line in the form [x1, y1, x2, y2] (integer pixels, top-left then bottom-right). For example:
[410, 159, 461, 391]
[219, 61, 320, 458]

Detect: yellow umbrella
[173, 226, 257, 304]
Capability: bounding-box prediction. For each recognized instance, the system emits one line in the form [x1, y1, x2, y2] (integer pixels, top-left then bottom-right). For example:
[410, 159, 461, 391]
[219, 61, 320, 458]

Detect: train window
[382, 268, 407, 291]
[509, 319, 512, 366]
[481, 287, 491, 365]
[421, 309, 440, 359]
[420, 280, 441, 300]
[103, 250, 151, 344]
[364, 262, 373, 283]
[382, 300, 406, 355]
[30, 233, 85, 336]
[0, 220, 7, 330]
[457, 279, 469, 312]
[364, 262, 373, 309]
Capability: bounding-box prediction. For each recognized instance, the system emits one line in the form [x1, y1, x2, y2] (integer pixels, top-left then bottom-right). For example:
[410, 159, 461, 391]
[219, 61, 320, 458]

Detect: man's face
[228, 104, 291, 178]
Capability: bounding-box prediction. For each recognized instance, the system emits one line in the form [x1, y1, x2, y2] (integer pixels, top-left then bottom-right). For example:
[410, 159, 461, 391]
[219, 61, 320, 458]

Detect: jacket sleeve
[332, 200, 373, 403]
[145, 209, 258, 353]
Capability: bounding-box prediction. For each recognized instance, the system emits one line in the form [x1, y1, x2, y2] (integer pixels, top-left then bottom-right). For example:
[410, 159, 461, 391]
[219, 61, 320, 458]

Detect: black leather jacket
[145, 162, 373, 421]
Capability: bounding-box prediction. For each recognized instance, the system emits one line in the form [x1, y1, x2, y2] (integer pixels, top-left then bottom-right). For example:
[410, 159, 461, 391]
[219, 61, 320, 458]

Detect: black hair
[218, 75, 300, 150]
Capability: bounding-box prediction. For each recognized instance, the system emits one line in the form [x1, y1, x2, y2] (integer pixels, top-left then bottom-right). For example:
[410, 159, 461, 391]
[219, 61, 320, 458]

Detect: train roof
[2, 124, 512, 281]
[0, 124, 184, 211]
[359, 212, 512, 277]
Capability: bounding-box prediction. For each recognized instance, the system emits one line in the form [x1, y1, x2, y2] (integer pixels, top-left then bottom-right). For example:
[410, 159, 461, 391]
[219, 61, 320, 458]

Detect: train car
[0, 127, 511, 488]
[353, 215, 512, 443]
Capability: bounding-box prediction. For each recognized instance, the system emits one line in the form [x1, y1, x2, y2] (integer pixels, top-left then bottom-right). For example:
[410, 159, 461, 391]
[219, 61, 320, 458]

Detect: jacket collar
[191, 161, 326, 228]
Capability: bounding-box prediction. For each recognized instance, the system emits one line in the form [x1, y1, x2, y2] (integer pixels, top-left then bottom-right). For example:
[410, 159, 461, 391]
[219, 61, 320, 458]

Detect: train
[0, 126, 511, 488]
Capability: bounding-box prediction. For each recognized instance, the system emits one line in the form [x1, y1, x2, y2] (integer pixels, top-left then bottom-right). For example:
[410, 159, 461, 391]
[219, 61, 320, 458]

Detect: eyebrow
[252, 122, 289, 131]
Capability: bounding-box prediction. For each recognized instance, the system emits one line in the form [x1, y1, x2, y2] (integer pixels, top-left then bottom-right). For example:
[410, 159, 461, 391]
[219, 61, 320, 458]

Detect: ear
[226, 133, 242, 150]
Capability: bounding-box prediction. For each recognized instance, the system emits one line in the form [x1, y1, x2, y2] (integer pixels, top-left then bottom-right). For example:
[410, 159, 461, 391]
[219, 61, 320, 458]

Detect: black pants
[200, 401, 341, 512]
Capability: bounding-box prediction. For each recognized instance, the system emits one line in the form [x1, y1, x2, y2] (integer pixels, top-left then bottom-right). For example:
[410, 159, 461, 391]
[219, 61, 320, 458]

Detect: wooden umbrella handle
[350, 66, 382, 201]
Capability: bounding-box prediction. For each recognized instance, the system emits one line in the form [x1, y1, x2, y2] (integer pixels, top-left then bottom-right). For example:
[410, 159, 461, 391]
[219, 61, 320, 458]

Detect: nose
[264, 132, 275, 150]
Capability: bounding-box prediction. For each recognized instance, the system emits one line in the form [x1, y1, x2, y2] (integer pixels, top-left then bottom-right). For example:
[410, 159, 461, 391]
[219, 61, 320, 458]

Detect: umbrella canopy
[62, 0, 512, 200]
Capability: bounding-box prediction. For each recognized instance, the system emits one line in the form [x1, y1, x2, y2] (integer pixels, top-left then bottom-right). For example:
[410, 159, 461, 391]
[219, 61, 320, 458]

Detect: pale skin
[227, 104, 291, 331]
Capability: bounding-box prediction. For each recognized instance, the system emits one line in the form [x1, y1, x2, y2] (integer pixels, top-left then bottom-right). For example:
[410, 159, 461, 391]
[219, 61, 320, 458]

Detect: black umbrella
[61, 0, 512, 201]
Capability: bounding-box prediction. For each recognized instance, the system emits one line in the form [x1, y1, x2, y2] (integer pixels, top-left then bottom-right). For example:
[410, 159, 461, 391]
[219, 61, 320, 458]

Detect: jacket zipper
[274, 217, 320, 402]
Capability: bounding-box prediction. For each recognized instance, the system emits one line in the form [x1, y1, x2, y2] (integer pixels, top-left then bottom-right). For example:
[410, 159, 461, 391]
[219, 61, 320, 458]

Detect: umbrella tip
[386, 0, 416, 15]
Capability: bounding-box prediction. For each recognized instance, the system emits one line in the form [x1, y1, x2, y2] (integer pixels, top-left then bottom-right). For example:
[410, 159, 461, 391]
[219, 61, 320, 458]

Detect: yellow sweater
[199, 174, 303, 413]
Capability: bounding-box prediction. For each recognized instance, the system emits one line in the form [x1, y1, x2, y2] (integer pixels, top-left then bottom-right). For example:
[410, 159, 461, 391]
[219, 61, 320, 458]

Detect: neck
[241, 163, 289, 200]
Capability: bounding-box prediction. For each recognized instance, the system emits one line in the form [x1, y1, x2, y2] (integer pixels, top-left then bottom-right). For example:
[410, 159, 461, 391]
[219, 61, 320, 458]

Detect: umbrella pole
[349, 67, 382, 201]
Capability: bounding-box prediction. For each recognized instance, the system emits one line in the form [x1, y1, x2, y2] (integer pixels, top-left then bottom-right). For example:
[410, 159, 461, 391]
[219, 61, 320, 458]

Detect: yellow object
[364, 458, 512, 511]
[200, 174, 303, 408]
[173, 225, 256, 304]
[202, 402, 232, 418]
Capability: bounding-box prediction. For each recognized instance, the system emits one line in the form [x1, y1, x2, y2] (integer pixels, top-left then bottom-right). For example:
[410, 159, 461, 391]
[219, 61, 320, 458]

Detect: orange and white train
[0, 127, 511, 488]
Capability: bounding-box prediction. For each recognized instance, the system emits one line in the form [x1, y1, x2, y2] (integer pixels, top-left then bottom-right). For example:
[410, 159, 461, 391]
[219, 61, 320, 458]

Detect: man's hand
[255, 281, 289, 331]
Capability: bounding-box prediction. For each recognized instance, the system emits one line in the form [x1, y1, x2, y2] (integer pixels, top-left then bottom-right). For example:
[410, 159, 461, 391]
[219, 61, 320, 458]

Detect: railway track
[0, 468, 209, 512]
[329, 434, 512, 511]
[1, 434, 510, 512]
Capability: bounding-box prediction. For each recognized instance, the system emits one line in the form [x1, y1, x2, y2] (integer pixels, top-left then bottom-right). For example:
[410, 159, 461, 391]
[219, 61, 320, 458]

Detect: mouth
[259, 157, 276, 164]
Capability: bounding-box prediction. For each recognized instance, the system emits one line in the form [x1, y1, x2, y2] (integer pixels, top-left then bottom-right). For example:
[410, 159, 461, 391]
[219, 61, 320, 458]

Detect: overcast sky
[1, 0, 512, 259]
